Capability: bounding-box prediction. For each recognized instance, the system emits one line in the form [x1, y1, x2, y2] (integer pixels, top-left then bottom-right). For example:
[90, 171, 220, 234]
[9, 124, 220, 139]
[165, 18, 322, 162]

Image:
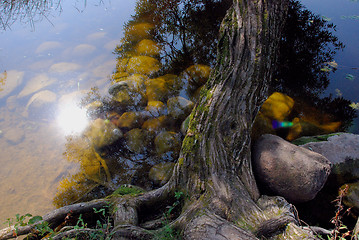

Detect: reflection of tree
[115, 0, 231, 74]
[55, 0, 356, 210]
[268, 0, 356, 133]
[272, 0, 344, 98]
[55, 0, 226, 206]
[0, 0, 61, 30]
[0, 71, 7, 92]
[54, 135, 109, 207]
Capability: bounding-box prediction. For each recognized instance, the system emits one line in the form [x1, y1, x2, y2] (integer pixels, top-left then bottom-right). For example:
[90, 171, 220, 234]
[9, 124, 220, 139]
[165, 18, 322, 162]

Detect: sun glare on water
[57, 103, 89, 135]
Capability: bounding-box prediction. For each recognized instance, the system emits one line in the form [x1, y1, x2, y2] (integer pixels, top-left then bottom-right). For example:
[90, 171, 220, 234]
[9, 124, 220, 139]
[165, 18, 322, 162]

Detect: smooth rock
[84, 118, 123, 150]
[6, 95, 18, 111]
[136, 39, 160, 56]
[154, 131, 181, 155]
[300, 133, 359, 165]
[117, 112, 144, 129]
[3, 127, 25, 144]
[342, 182, 359, 211]
[49, 62, 81, 73]
[149, 162, 175, 186]
[0, 70, 24, 99]
[145, 77, 168, 101]
[299, 133, 359, 188]
[23, 90, 57, 118]
[252, 134, 331, 203]
[124, 22, 154, 41]
[167, 96, 194, 120]
[125, 128, 151, 153]
[17, 73, 56, 98]
[126, 56, 161, 76]
[73, 44, 96, 56]
[108, 74, 147, 106]
[142, 116, 168, 133]
[180, 64, 211, 88]
[146, 101, 166, 117]
[35, 41, 61, 53]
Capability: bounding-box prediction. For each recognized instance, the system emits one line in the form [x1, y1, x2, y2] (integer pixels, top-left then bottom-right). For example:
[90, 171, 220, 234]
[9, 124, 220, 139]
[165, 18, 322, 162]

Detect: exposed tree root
[111, 224, 153, 240]
[183, 211, 258, 240]
[47, 228, 102, 240]
[0, 199, 108, 240]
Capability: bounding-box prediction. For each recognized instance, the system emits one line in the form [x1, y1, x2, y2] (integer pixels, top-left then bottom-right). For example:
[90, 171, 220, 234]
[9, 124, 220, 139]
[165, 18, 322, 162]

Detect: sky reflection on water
[0, 0, 136, 223]
[300, 0, 359, 133]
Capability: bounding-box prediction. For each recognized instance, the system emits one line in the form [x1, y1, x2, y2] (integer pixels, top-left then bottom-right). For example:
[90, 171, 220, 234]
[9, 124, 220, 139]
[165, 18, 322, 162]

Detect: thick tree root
[254, 215, 295, 238]
[47, 228, 103, 240]
[0, 199, 108, 240]
[111, 224, 153, 240]
[183, 211, 258, 240]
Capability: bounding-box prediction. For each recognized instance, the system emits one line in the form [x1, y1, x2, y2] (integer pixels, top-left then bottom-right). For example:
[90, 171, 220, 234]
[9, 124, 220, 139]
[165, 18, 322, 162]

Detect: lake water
[0, 0, 358, 226]
[300, 0, 359, 133]
[0, 0, 137, 224]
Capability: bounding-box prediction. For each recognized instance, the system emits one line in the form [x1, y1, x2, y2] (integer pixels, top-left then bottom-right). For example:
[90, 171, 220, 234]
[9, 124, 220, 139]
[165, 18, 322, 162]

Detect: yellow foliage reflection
[54, 0, 227, 205]
[255, 92, 342, 141]
[0, 71, 7, 92]
[54, 136, 109, 207]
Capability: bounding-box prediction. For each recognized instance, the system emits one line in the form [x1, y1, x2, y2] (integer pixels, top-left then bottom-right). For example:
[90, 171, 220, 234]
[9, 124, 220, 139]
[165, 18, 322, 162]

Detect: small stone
[126, 56, 161, 76]
[136, 39, 161, 56]
[146, 101, 166, 117]
[23, 90, 57, 118]
[167, 96, 194, 120]
[118, 112, 144, 129]
[4, 127, 25, 144]
[154, 131, 181, 155]
[84, 118, 123, 150]
[145, 78, 168, 101]
[149, 162, 175, 186]
[124, 22, 154, 41]
[142, 116, 168, 133]
[125, 128, 151, 153]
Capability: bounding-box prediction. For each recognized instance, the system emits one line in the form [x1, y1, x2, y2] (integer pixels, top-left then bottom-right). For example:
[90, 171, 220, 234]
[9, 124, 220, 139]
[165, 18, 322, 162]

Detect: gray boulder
[300, 133, 359, 165]
[252, 134, 331, 203]
[300, 133, 359, 186]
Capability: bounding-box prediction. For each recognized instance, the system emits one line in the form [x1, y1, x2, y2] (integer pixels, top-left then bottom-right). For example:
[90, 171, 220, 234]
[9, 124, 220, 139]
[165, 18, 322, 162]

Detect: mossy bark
[164, 0, 298, 238]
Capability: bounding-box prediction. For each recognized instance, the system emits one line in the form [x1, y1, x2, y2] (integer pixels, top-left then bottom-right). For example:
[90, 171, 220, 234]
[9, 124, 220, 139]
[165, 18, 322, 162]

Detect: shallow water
[0, 0, 137, 224]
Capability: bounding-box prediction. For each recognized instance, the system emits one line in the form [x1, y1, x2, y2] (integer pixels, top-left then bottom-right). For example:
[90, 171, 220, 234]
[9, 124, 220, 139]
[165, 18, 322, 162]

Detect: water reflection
[56, 103, 89, 135]
[263, 0, 357, 139]
[53, 0, 230, 206]
[0, 0, 137, 223]
[0, 0, 61, 31]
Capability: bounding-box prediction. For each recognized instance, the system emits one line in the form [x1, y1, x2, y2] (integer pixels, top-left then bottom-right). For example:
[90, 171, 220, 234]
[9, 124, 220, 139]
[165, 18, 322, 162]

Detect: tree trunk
[115, 0, 319, 239]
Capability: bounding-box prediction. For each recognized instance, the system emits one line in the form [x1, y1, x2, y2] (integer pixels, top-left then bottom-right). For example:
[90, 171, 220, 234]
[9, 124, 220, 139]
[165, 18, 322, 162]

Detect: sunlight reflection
[57, 103, 89, 135]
